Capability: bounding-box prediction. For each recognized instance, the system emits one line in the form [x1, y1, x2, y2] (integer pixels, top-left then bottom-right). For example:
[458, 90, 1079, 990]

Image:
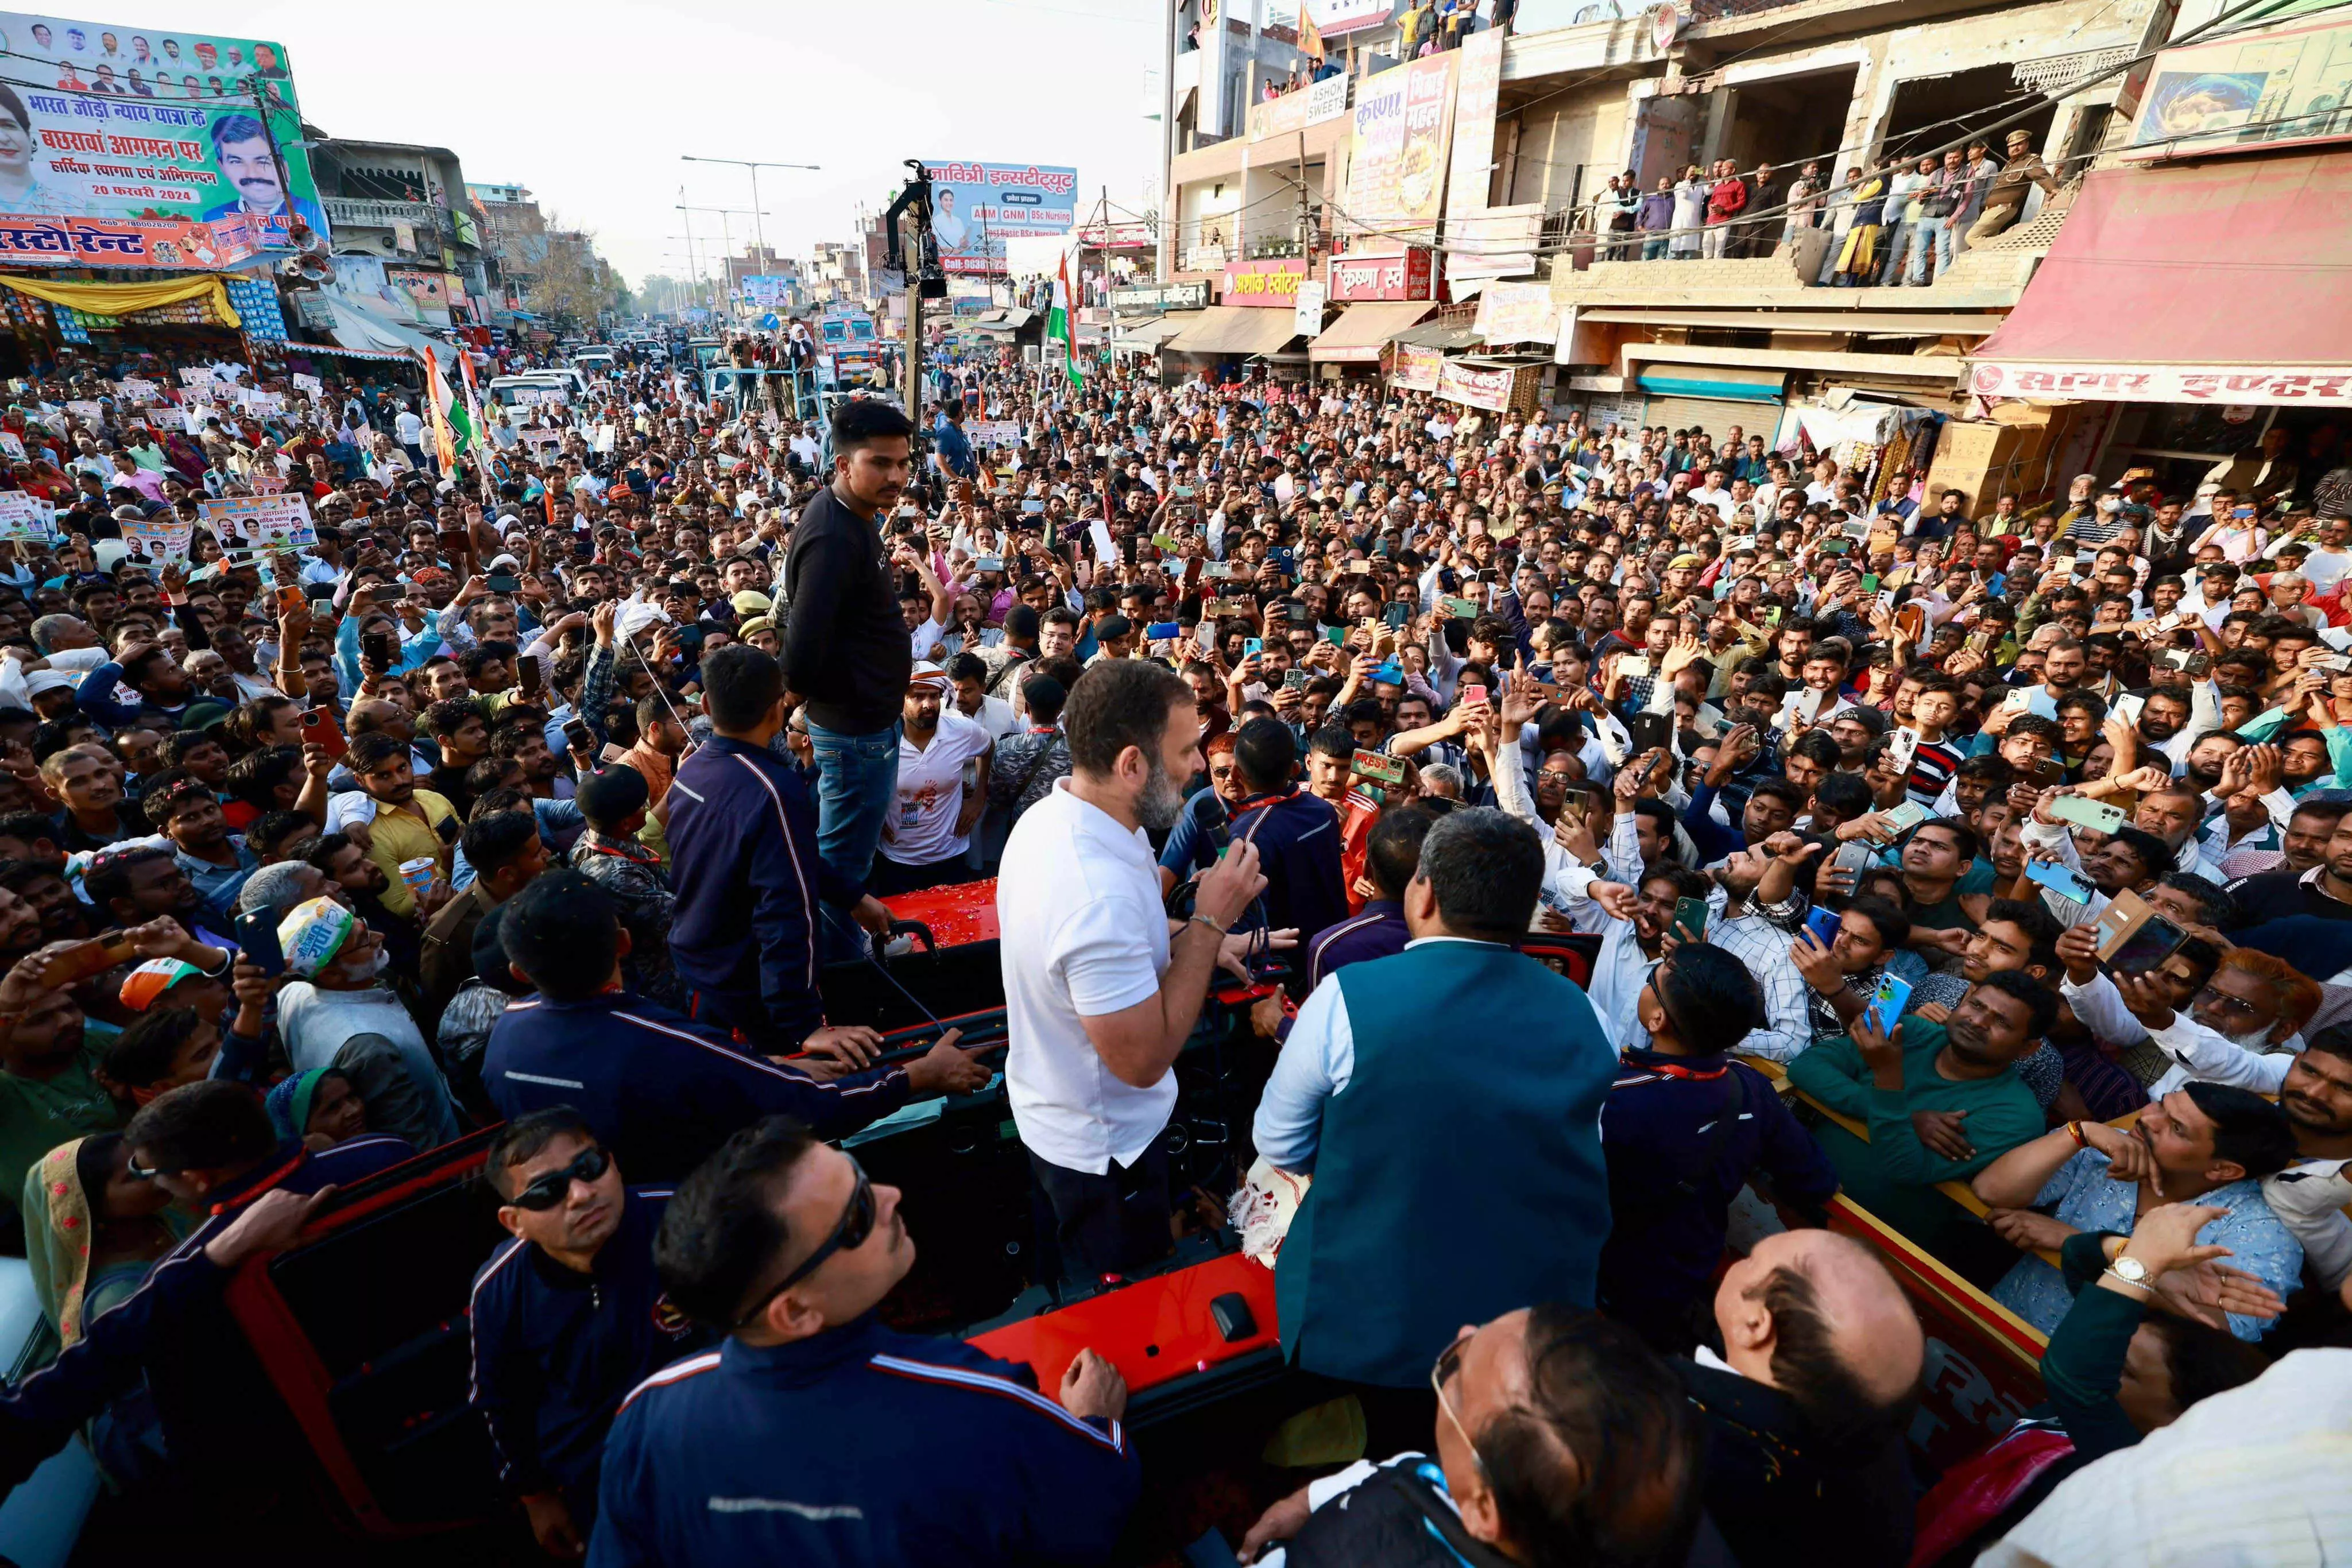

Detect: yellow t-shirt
[363, 788, 458, 918]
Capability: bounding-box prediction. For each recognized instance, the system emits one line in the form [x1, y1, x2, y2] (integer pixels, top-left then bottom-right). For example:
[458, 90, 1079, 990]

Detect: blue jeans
[1641, 235, 1669, 260]
[1902, 218, 1939, 285]
[806, 717, 901, 905]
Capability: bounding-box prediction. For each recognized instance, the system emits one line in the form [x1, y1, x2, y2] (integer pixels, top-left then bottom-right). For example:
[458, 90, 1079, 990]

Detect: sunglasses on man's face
[507, 1145, 612, 1211]
[732, 1161, 877, 1330]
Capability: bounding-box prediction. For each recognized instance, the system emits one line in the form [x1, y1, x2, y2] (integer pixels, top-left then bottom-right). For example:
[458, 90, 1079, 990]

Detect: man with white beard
[996, 660, 1295, 1276]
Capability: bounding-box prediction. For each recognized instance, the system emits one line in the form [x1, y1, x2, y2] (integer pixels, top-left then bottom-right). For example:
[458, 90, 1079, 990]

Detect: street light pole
[680, 156, 820, 269]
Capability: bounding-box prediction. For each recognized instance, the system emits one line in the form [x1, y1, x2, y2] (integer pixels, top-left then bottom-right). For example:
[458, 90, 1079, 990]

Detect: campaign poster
[0, 10, 326, 249]
[0, 432, 22, 460]
[198, 491, 314, 553]
[65, 397, 101, 424]
[118, 512, 190, 564]
[920, 160, 1078, 276]
[0, 489, 52, 541]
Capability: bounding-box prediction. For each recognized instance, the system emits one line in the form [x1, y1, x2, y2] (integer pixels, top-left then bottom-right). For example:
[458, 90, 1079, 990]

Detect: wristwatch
[2105, 1252, 2153, 1290]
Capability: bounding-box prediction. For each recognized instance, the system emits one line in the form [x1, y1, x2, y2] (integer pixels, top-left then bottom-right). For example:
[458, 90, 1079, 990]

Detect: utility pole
[1297, 130, 1310, 253]
[678, 204, 771, 322]
[680, 156, 819, 270]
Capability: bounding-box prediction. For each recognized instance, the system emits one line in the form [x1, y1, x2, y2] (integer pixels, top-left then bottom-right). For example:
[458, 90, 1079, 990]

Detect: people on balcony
[1670, 164, 1708, 261]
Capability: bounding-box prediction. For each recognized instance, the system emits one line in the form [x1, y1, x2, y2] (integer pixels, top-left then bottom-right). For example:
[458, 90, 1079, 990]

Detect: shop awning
[315, 294, 448, 361]
[1635, 365, 1788, 402]
[1160, 306, 1300, 358]
[289, 340, 414, 362]
[1387, 318, 1483, 352]
[1970, 149, 2352, 405]
[1112, 312, 1201, 350]
[1309, 301, 1439, 363]
[1578, 307, 2007, 337]
[0, 273, 240, 328]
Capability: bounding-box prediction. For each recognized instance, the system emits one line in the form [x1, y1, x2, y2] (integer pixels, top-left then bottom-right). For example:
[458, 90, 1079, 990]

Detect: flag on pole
[424, 347, 473, 471]
[1298, 3, 1325, 61]
[1047, 250, 1084, 388]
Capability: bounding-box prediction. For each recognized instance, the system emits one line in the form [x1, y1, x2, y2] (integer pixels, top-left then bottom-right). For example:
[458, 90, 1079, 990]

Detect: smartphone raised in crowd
[233, 908, 287, 978]
[1671, 896, 1709, 946]
[299, 707, 346, 760]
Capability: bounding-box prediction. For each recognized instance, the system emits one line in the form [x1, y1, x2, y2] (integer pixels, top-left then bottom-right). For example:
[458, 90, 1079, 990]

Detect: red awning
[1968, 148, 2352, 406]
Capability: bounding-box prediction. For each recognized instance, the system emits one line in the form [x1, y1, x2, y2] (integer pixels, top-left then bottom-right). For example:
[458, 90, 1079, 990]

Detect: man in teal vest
[1253, 807, 1618, 1388]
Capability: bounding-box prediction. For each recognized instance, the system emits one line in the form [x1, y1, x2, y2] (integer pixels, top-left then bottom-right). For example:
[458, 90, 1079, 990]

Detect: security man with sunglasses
[590, 1117, 1141, 1567]
[469, 1109, 708, 1560]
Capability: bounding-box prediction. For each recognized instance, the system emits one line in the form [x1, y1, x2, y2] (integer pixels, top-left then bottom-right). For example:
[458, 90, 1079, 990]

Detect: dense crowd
[0, 327, 2338, 1565]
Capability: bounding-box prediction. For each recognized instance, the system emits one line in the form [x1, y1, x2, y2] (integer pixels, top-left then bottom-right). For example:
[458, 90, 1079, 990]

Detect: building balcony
[325, 196, 444, 231]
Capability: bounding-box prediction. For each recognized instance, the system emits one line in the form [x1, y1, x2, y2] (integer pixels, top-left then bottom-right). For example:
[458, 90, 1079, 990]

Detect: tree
[524, 210, 625, 331]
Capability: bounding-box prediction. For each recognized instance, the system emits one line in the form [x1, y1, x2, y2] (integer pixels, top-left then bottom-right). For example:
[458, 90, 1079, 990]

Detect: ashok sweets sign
[1221, 257, 1312, 308]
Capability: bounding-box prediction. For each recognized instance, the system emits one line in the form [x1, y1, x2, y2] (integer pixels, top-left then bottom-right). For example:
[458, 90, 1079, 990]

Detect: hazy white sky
[161, 0, 1167, 288]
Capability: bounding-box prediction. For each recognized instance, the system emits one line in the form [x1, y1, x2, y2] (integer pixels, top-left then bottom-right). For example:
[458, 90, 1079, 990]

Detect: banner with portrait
[0, 11, 323, 249]
[197, 491, 314, 555]
[919, 160, 1078, 277]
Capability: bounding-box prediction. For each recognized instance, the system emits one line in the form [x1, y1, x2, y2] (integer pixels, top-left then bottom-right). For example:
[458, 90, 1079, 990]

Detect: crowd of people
[0, 323, 2335, 1565]
[1595, 124, 2065, 285]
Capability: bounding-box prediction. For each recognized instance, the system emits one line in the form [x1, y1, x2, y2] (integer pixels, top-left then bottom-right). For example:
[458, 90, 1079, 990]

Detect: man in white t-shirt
[997, 659, 1291, 1275]
[872, 664, 995, 896]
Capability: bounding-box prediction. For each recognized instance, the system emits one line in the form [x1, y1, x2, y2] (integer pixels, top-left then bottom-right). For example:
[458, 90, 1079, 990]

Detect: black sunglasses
[507, 1145, 611, 1211]
[732, 1160, 876, 1331]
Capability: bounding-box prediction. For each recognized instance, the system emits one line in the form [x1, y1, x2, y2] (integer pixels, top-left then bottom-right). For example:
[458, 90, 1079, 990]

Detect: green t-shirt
[0, 1047, 125, 1215]
[1785, 1019, 2043, 1253]
[1957, 859, 1999, 897]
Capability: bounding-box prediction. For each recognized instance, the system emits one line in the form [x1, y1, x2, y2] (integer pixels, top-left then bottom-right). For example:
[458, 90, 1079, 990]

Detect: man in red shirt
[1303, 724, 1380, 913]
[1704, 160, 1748, 260]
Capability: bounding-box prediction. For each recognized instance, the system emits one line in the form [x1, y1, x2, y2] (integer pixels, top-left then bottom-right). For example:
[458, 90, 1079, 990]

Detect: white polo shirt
[997, 778, 1175, 1174]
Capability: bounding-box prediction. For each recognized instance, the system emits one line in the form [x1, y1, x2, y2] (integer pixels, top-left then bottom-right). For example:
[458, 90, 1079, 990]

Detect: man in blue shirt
[1221, 717, 1348, 954]
[469, 1109, 706, 1559]
[667, 645, 896, 1050]
[590, 1118, 1140, 1566]
[930, 400, 978, 483]
[1971, 1081, 2301, 1341]
[487, 871, 989, 1184]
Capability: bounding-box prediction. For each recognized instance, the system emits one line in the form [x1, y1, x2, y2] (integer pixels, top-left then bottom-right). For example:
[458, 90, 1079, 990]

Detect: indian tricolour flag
[1047, 250, 1084, 388]
[424, 347, 474, 471]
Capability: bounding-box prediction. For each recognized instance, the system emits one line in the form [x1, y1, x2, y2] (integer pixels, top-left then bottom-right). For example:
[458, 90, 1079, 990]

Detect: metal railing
[324, 196, 443, 230]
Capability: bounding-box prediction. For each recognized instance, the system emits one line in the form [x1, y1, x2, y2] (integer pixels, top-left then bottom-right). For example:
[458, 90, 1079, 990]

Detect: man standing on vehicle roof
[781, 399, 917, 909]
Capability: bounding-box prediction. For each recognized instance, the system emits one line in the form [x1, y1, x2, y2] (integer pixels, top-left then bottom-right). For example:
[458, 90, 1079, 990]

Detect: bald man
[1681, 1229, 1925, 1568]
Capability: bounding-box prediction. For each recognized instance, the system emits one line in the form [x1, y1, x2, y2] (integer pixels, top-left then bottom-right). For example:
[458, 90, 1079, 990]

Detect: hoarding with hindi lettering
[921, 160, 1079, 277]
[0, 11, 324, 249]
[1344, 53, 1458, 242]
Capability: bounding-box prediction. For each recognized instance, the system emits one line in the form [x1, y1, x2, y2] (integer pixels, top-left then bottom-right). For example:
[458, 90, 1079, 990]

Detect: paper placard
[0, 491, 52, 543]
[0, 433, 24, 462]
[292, 374, 323, 394]
[120, 516, 194, 566]
[198, 493, 317, 555]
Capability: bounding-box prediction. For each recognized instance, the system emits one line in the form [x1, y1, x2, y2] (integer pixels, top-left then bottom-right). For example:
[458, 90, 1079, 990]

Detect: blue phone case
[2023, 858, 2096, 905]
[1863, 971, 1912, 1036]
[1804, 906, 1842, 948]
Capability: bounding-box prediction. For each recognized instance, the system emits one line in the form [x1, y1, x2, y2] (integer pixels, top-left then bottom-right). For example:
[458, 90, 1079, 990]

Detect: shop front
[1967, 144, 2352, 497]
[1307, 301, 1438, 380]
[1159, 305, 1303, 384]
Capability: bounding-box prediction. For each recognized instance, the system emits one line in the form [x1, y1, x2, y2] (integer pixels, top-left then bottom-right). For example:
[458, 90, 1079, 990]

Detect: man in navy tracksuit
[590, 1118, 1140, 1567]
[487, 872, 991, 1184]
[666, 644, 897, 1051]
[1598, 944, 1839, 1351]
[0, 1080, 413, 1519]
[469, 1110, 709, 1558]
[1224, 717, 1348, 955]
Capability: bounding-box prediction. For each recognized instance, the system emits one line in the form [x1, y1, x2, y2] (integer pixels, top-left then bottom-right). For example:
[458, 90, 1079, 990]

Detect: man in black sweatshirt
[782, 398, 916, 896]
